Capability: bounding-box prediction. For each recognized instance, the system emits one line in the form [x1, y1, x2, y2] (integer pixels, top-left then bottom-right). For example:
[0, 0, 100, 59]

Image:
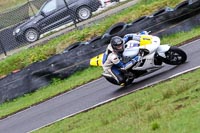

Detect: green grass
[0, 0, 184, 77]
[34, 69, 200, 133]
[0, 0, 27, 12]
[161, 27, 200, 45]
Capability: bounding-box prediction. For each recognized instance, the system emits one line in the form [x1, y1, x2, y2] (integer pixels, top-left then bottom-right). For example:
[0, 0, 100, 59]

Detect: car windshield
[41, 0, 57, 14]
[36, 0, 67, 15]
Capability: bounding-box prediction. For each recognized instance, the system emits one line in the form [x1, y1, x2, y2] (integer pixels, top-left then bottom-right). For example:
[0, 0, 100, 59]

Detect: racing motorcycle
[90, 34, 187, 86]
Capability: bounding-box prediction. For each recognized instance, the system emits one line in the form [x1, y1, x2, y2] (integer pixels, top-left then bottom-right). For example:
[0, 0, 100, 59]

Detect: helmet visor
[115, 44, 123, 50]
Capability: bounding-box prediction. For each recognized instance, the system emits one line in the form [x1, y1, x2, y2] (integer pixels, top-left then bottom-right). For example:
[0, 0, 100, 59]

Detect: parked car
[13, 0, 101, 43]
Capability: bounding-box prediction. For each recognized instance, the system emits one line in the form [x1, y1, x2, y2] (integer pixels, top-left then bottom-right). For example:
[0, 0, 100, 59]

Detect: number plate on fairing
[140, 35, 152, 46]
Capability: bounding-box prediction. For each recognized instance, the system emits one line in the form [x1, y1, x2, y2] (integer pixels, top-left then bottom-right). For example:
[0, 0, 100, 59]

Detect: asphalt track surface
[0, 37, 200, 133]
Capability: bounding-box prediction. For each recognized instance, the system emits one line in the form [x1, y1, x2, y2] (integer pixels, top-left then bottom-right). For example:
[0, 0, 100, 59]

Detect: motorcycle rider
[102, 31, 160, 86]
[102, 35, 141, 86]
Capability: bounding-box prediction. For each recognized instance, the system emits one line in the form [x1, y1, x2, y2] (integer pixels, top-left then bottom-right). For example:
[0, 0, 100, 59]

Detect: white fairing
[157, 45, 170, 58]
[132, 52, 162, 71]
[123, 47, 139, 58]
[123, 40, 140, 58]
[122, 36, 170, 72]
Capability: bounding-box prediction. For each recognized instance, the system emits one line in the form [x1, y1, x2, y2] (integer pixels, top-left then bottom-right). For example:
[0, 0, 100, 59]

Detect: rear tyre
[163, 46, 187, 65]
[104, 77, 119, 85]
[77, 6, 92, 21]
[124, 78, 134, 86]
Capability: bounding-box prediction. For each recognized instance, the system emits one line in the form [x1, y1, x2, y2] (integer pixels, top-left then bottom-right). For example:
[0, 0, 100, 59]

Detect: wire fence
[0, 0, 46, 30]
[0, 0, 105, 55]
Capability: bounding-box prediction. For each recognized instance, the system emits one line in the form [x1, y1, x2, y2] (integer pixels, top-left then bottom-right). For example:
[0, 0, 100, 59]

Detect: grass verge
[0, 0, 27, 12]
[35, 68, 200, 133]
[0, 25, 200, 119]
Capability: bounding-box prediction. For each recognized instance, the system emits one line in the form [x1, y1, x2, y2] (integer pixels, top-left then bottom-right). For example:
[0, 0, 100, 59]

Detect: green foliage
[162, 88, 175, 99]
[146, 109, 161, 122]
[0, 0, 27, 12]
[151, 121, 160, 130]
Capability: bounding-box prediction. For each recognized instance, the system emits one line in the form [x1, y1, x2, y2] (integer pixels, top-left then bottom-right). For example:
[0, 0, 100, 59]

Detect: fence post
[0, 40, 7, 56]
[63, 0, 78, 29]
[27, 0, 36, 16]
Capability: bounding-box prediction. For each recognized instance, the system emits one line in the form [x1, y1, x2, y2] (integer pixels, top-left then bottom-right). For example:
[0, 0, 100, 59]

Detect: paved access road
[0, 38, 200, 133]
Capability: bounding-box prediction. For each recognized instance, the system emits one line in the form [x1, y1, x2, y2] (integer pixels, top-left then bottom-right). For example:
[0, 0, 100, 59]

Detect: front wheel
[163, 46, 187, 65]
[24, 28, 39, 43]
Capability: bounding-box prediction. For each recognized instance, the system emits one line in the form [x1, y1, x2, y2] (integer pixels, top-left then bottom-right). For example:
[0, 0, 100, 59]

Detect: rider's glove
[118, 56, 142, 71]
[131, 56, 141, 65]
[139, 31, 149, 35]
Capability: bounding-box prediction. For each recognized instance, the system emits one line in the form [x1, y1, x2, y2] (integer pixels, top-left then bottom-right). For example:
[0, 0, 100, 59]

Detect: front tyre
[163, 46, 187, 65]
[76, 6, 92, 21]
[24, 28, 39, 43]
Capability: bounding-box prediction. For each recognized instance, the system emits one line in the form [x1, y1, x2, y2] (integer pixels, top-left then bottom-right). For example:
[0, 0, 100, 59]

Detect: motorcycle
[90, 34, 187, 86]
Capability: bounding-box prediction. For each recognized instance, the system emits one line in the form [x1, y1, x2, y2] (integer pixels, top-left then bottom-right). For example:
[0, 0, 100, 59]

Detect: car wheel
[77, 6, 92, 21]
[24, 28, 39, 43]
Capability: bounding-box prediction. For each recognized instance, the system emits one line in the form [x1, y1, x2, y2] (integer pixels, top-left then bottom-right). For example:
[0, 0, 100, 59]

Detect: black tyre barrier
[63, 42, 86, 53]
[1, 0, 200, 103]
[0, 38, 108, 103]
[102, 22, 128, 43]
[106, 22, 127, 36]
[174, 0, 189, 10]
[150, 7, 174, 17]
[87, 36, 102, 45]
[124, 0, 200, 34]
[127, 8, 176, 34]
[154, 12, 200, 37]
[122, 17, 155, 34]
[126, 16, 151, 33]
[185, 0, 200, 10]
[131, 16, 149, 25]
[189, 0, 198, 4]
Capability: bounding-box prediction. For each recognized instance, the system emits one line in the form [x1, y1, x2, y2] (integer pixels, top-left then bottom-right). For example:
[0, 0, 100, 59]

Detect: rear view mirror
[40, 11, 46, 16]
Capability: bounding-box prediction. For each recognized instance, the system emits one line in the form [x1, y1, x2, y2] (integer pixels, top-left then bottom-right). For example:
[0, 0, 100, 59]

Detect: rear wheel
[124, 78, 134, 86]
[163, 46, 187, 65]
[77, 6, 92, 21]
